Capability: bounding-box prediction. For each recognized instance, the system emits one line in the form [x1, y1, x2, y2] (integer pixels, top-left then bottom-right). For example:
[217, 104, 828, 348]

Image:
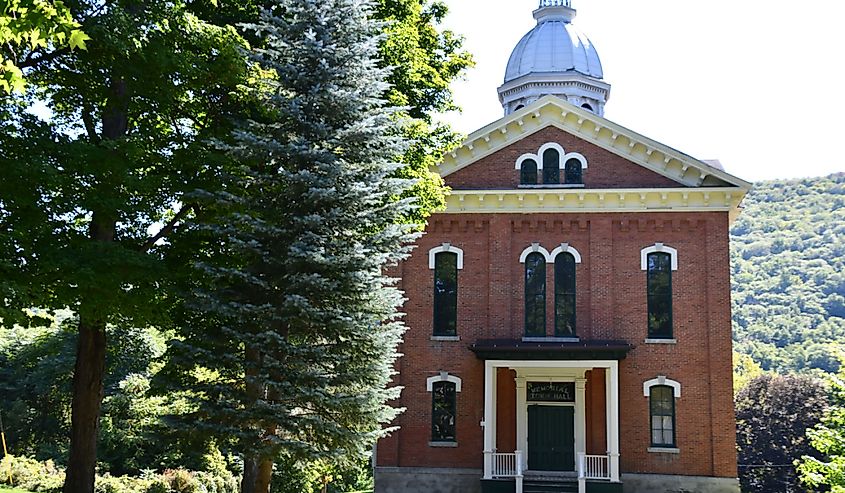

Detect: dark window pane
[554, 253, 576, 337]
[432, 381, 457, 442]
[433, 252, 458, 336]
[521, 159, 538, 185]
[525, 252, 546, 336]
[565, 158, 583, 184]
[647, 252, 673, 338]
[543, 149, 560, 184]
[649, 385, 675, 447]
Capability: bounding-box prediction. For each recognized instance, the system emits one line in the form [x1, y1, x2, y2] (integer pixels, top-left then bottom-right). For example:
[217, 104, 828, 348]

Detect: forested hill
[731, 172, 845, 374]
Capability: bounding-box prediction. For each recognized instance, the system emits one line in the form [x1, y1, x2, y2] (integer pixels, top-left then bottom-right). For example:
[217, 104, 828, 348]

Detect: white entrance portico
[482, 360, 620, 483]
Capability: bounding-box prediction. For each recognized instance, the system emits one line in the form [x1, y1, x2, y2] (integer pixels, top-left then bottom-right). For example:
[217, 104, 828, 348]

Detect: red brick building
[375, 2, 750, 492]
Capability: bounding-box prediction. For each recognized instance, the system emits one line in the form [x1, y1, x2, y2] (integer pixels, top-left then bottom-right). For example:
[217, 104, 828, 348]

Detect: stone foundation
[374, 467, 482, 493]
[621, 474, 739, 493]
[375, 468, 739, 493]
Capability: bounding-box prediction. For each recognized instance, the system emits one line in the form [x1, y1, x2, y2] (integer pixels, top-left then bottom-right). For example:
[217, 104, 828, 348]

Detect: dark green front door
[528, 405, 575, 471]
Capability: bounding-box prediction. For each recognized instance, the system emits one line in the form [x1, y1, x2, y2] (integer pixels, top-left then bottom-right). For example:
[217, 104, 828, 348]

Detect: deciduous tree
[0, 1, 251, 491]
[737, 374, 828, 493]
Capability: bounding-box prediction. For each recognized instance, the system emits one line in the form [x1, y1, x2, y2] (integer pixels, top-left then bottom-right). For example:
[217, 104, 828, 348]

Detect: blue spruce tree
[163, 0, 418, 491]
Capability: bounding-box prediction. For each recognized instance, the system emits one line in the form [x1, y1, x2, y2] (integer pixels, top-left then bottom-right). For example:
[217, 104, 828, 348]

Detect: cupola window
[543, 149, 560, 184]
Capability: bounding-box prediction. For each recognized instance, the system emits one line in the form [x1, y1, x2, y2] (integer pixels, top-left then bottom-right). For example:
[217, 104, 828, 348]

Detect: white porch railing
[577, 453, 610, 480]
[486, 451, 524, 493]
[491, 451, 522, 477]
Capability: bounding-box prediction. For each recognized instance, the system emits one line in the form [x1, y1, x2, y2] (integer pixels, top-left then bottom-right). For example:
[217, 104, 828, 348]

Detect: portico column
[515, 377, 527, 469]
[605, 362, 620, 482]
[483, 361, 497, 479]
[575, 377, 587, 462]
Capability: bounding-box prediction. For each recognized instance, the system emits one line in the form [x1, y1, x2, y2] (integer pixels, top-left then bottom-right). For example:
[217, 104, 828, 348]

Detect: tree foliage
[374, 0, 473, 225]
[0, 0, 252, 491]
[736, 374, 828, 493]
[798, 361, 845, 492]
[159, 1, 421, 491]
[731, 173, 845, 373]
[0, 0, 89, 92]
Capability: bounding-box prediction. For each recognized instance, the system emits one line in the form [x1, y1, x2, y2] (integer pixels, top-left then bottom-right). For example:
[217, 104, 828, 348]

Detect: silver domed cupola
[498, 0, 611, 116]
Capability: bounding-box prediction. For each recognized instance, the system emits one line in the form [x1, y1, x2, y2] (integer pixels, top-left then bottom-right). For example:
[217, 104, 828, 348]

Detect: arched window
[649, 385, 676, 447]
[581, 103, 594, 112]
[431, 380, 457, 442]
[524, 252, 546, 336]
[564, 158, 583, 184]
[433, 251, 458, 336]
[554, 252, 577, 337]
[543, 148, 560, 184]
[647, 252, 673, 339]
[520, 158, 538, 185]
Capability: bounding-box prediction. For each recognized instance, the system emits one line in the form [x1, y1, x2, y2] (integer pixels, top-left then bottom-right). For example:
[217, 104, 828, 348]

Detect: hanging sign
[527, 382, 575, 402]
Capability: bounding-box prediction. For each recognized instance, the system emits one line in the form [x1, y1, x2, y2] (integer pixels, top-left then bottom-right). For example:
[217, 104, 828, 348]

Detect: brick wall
[445, 126, 685, 190]
[377, 211, 737, 479]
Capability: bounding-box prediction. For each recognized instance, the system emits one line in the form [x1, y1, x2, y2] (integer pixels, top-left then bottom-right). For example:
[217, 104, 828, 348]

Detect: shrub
[0, 455, 65, 492]
[0, 455, 239, 493]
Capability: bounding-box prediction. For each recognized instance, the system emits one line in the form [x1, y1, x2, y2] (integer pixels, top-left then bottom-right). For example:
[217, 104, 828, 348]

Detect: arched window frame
[551, 244, 582, 338]
[428, 372, 461, 445]
[640, 243, 678, 271]
[519, 243, 553, 264]
[426, 372, 463, 392]
[428, 243, 465, 270]
[643, 376, 681, 450]
[549, 243, 583, 264]
[516, 154, 540, 185]
[539, 143, 564, 185]
[642, 376, 682, 397]
[562, 152, 588, 185]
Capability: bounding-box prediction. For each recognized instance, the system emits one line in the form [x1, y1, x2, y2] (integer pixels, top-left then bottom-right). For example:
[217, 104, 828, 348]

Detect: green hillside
[731, 173, 845, 374]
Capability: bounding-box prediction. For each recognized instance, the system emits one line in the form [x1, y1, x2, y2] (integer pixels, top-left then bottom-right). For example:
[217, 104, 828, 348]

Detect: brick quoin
[377, 130, 739, 482]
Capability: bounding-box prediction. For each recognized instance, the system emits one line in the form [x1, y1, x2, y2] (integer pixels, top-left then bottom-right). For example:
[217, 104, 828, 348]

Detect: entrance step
[524, 478, 578, 493]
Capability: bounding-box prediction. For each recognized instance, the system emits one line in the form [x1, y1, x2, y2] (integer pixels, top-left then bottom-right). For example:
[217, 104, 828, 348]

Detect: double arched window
[520, 244, 582, 337]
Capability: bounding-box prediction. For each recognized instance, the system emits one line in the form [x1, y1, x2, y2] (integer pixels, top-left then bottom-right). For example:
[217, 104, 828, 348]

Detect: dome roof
[504, 8, 604, 83]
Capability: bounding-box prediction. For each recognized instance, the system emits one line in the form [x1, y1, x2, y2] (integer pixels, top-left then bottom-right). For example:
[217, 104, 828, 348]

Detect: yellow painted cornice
[436, 95, 753, 191]
[442, 187, 746, 223]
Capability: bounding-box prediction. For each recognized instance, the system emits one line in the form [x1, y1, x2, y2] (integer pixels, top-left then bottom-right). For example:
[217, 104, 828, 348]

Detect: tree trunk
[63, 77, 126, 493]
[63, 319, 106, 493]
[253, 458, 273, 493]
[241, 456, 259, 493]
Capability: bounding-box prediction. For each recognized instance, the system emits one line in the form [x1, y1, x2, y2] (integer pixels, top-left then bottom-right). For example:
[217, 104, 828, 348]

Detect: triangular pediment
[436, 95, 752, 190]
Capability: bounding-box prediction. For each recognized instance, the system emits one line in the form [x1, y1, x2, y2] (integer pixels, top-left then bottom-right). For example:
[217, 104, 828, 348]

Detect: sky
[437, 0, 845, 182]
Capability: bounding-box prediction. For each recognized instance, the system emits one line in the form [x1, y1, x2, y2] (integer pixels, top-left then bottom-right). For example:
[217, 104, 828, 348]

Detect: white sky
[438, 0, 845, 182]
